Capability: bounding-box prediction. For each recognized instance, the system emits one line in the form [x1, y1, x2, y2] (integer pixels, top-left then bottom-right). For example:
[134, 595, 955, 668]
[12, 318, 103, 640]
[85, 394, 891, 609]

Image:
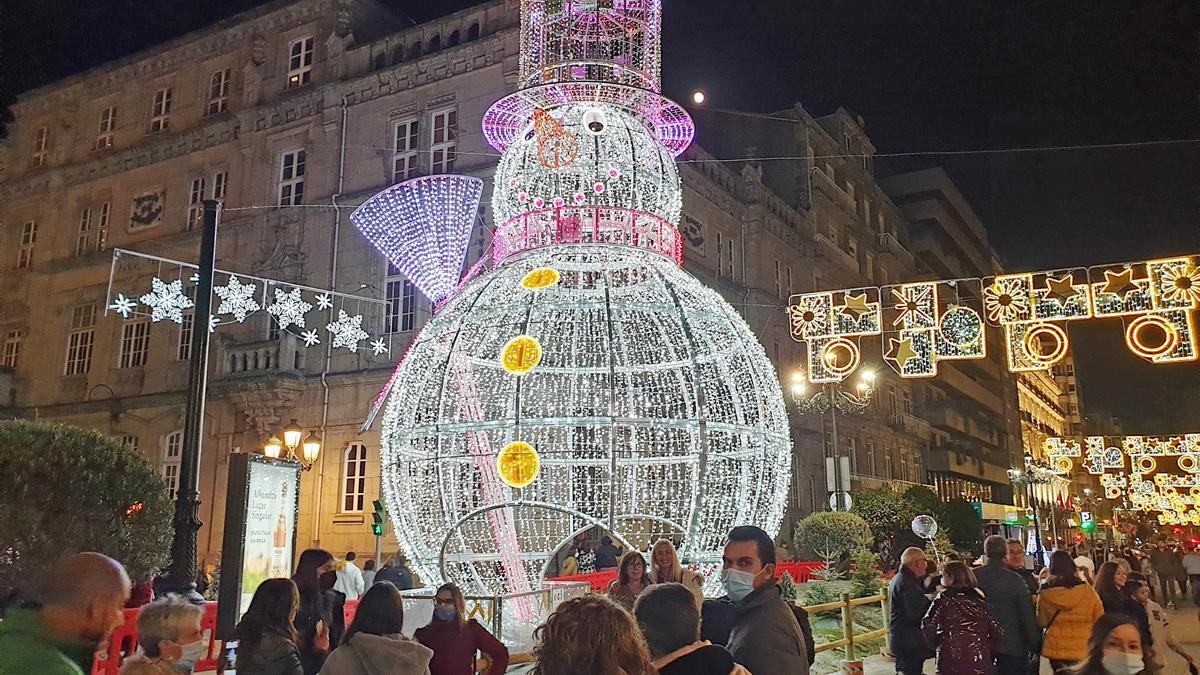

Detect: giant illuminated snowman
[351, 0, 791, 597]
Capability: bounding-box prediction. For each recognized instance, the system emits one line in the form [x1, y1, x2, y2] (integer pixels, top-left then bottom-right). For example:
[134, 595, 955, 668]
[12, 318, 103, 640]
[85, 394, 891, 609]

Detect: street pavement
[856, 604, 1200, 675]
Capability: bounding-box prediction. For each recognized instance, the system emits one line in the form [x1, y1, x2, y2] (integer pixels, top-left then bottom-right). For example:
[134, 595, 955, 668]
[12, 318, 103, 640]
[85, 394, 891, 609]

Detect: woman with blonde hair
[649, 539, 704, 604]
[415, 583, 508, 675]
[607, 552, 650, 611]
[533, 595, 655, 675]
[120, 597, 207, 674]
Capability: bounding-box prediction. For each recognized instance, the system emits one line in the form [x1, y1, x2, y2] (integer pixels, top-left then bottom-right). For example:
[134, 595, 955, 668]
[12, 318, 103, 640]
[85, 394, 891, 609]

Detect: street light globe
[301, 431, 322, 468]
[860, 370, 876, 384]
[691, 90, 706, 105]
[283, 418, 303, 451]
[264, 437, 283, 459]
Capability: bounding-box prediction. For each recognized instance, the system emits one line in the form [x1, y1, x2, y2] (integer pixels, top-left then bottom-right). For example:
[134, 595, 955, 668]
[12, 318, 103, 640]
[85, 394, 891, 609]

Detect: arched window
[393, 44, 405, 64]
[373, 52, 386, 71]
[447, 30, 460, 47]
[408, 41, 422, 60]
[162, 431, 183, 495]
[427, 35, 441, 53]
[341, 443, 368, 512]
[467, 22, 480, 41]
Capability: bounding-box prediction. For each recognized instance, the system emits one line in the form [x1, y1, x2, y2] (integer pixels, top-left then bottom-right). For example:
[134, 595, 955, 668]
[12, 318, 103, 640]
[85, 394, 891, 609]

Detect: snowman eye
[582, 108, 607, 135]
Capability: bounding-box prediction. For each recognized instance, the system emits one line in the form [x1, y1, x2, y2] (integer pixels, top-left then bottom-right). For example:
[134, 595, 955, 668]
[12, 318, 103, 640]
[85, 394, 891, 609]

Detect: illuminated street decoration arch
[788, 255, 1200, 381]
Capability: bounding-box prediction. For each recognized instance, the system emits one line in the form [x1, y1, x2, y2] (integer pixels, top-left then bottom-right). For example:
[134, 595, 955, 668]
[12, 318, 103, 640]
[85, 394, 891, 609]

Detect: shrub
[0, 421, 173, 602]
[850, 488, 916, 546]
[942, 498, 984, 552]
[848, 549, 885, 599]
[794, 511, 873, 564]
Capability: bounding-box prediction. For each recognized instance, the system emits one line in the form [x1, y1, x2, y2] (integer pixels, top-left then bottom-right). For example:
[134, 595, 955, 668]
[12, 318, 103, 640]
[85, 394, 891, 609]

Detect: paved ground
[853, 604, 1200, 675]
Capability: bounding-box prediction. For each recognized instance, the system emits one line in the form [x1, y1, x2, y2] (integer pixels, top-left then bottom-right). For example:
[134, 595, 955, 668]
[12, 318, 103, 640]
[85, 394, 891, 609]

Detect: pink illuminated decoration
[349, 175, 483, 302]
[492, 205, 683, 265]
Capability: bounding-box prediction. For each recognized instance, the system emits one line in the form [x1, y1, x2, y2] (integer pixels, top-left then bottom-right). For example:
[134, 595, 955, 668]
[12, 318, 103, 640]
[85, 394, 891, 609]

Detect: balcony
[939, 366, 1004, 415]
[889, 412, 931, 440]
[811, 167, 857, 217]
[814, 233, 859, 273]
[877, 232, 916, 270]
[220, 333, 305, 378]
[927, 445, 1011, 484]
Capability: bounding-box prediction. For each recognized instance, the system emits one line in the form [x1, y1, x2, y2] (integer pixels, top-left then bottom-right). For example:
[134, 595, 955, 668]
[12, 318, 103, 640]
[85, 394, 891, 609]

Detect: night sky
[2, 0, 1198, 430]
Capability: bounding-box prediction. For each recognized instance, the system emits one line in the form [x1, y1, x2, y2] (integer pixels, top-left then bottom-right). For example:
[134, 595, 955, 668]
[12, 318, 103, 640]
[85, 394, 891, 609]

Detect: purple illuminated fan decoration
[350, 175, 483, 303]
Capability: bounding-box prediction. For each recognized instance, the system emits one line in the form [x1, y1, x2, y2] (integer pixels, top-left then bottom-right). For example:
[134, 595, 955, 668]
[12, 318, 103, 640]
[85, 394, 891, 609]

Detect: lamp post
[790, 369, 876, 512]
[263, 418, 322, 470]
[1008, 453, 1052, 567]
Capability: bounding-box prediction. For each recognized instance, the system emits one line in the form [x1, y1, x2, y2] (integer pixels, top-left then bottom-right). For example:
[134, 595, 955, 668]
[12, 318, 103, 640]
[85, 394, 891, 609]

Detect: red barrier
[91, 599, 362, 674]
[545, 570, 617, 592]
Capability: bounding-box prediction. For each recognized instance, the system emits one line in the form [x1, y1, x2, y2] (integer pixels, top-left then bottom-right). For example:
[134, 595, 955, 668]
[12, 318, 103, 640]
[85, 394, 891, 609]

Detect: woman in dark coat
[920, 561, 1004, 675]
[1094, 560, 1130, 614]
[291, 548, 345, 675]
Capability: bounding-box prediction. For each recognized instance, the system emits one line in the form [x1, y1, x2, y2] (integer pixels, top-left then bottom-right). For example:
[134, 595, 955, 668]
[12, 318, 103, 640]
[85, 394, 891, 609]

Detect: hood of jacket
[1039, 582, 1097, 612]
[329, 633, 433, 675]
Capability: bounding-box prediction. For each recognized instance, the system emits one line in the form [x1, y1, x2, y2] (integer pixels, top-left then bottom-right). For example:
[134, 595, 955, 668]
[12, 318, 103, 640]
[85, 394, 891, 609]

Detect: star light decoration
[139, 277, 194, 324]
[109, 293, 136, 318]
[326, 310, 369, 352]
[213, 275, 261, 323]
[349, 175, 484, 303]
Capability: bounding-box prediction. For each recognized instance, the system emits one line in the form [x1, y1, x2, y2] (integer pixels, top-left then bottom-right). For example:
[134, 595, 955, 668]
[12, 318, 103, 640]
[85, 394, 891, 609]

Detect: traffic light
[371, 499, 388, 537]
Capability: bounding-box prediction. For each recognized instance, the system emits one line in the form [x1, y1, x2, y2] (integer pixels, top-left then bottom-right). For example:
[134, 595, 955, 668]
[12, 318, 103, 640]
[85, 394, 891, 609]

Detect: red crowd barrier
[91, 599, 362, 674]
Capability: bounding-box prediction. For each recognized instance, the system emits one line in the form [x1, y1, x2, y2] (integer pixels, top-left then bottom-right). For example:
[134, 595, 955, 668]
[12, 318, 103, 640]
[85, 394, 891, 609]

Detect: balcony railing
[222, 333, 303, 376]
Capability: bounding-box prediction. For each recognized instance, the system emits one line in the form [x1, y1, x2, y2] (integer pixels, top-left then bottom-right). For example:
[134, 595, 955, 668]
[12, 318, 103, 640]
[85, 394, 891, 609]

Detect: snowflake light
[301, 329, 321, 347]
[370, 339, 389, 355]
[109, 294, 136, 318]
[267, 288, 313, 330]
[315, 293, 333, 310]
[326, 310, 369, 352]
[350, 175, 484, 303]
[214, 275, 261, 323]
[140, 277, 194, 324]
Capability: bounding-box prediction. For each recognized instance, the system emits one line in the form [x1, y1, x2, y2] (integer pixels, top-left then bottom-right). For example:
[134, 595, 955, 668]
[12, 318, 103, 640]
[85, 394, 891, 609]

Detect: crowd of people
[0, 525, 813, 675]
[889, 535, 1197, 675]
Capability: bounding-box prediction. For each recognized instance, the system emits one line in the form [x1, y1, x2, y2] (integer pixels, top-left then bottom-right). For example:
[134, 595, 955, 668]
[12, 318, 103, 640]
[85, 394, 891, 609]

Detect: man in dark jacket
[373, 554, 414, 590]
[714, 525, 810, 675]
[888, 546, 932, 675]
[701, 590, 815, 668]
[639, 583, 744, 674]
[1005, 538, 1040, 596]
[974, 534, 1039, 673]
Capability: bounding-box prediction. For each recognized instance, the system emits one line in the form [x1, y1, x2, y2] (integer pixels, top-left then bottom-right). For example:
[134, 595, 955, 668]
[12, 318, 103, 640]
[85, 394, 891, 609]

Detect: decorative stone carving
[229, 387, 299, 438]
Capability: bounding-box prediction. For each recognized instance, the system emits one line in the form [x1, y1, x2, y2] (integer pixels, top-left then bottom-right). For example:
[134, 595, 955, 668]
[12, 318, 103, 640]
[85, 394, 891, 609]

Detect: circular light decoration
[1022, 322, 1069, 366]
[497, 442, 541, 487]
[1054, 456, 1073, 474]
[1180, 454, 1200, 474]
[501, 335, 543, 375]
[521, 268, 560, 290]
[939, 306, 982, 347]
[1125, 314, 1180, 360]
[1135, 455, 1157, 474]
[820, 338, 861, 379]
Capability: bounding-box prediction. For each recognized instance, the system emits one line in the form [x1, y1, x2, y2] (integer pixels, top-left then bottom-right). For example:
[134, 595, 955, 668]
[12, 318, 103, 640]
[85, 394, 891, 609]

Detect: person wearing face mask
[415, 583, 508, 675]
[119, 598, 207, 674]
[1062, 612, 1146, 675]
[292, 549, 345, 675]
[0, 552, 131, 675]
[888, 547, 933, 675]
[711, 525, 809, 675]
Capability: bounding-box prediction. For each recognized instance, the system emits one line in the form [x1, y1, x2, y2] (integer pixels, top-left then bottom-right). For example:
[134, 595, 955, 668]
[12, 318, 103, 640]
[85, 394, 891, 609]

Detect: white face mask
[1100, 649, 1143, 675]
[175, 639, 208, 671]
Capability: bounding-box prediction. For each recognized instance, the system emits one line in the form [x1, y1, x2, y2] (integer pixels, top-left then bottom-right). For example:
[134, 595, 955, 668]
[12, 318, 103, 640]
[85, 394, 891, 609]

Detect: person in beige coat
[649, 539, 705, 605]
[1038, 551, 1104, 672]
[320, 583, 432, 675]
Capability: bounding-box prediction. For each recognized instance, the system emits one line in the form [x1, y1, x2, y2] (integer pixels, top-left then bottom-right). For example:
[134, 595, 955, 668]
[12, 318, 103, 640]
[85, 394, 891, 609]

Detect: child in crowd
[1131, 582, 1194, 673]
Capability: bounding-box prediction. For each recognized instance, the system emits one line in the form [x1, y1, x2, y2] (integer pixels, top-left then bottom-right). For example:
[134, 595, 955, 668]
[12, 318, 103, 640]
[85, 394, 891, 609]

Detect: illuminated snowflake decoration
[267, 288, 313, 330]
[370, 339, 389, 355]
[983, 278, 1029, 325]
[139, 277, 194, 324]
[214, 275, 261, 323]
[326, 310, 368, 352]
[109, 293, 136, 319]
[890, 285, 935, 329]
[301, 329, 321, 347]
[315, 293, 333, 310]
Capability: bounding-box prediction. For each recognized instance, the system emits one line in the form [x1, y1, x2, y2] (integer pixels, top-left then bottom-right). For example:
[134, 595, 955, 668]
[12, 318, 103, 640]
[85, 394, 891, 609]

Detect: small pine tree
[778, 571, 799, 604]
[848, 549, 885, 598]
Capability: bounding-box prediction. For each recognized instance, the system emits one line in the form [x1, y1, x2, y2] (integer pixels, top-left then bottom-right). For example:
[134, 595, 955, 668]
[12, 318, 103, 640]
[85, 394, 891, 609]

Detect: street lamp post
[790, 369, 876, 512]
[1008, 453, 1051, 567]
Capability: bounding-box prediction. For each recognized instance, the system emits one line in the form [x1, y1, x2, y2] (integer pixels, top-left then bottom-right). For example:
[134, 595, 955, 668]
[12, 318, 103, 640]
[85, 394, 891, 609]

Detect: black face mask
[319, 570, 337, 591]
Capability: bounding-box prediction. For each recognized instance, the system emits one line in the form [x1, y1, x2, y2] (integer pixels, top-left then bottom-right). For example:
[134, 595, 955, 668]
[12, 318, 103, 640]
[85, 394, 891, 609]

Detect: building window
[903, 390, 912, 414]
[119, 319, 151, 368]
[393, 118, 419, 182]
[715, 232, 724, 276]
[384, 265, 416, 334]
[786, 265, 793, 296]
[2, 330, 21, 369]
[96, 202, 111, 251]
[278, 150, 306, 206]
[187, 177, 206, 230]
[75, 207, 94, 257]
[162, 431, 183, 494]
[773, 260, 781, 299]
[341, 443, 368, 512]
[178, 312, 194, 361]
[867, 441, 876, 477]
[32, 126, 49, 167]
[726, 239, 735, 278]
[1069, 403, 1079, 415]
[207, 68, 231, 115]
[17, 221, 37, 270]
[430, 109, 457, 173]
[120, 435, 139, 452]
[150, 88, 173, 133]
[287, 37, 314, 89]
[65, 305, 96, 376]
[96, 106, 117, 149]
[211, 171, 227, 203]
[888, 385, 898, 417]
